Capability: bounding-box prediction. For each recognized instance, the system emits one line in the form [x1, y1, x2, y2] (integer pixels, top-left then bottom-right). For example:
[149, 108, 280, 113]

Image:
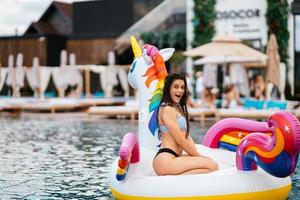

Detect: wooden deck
[188, 107, 216, 127]
[216, 109, 296, 120]
[88, 105, 138, 120]
[0, 97, 127, 113]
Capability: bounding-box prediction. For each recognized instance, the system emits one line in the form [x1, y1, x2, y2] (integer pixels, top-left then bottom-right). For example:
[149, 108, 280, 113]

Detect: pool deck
[1, 97, 300, 124]
[0, 97, 127, 114]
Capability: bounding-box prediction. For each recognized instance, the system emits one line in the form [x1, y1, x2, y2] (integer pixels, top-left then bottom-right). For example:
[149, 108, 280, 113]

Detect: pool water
[0, 116, 299, 199]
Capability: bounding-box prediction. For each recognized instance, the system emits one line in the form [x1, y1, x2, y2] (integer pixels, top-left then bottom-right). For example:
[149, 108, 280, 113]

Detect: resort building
[292, 0, 300, 98]
[0, 0, 299, 98]
[116, 0, 298, 99]
[0, 0, 163, 67]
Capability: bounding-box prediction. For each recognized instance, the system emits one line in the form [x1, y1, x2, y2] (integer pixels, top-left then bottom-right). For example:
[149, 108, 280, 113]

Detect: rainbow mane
[143, 52, 168, 136]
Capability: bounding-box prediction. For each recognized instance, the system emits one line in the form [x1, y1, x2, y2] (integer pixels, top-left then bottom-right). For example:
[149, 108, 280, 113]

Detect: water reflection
[0, 117, 298, 199]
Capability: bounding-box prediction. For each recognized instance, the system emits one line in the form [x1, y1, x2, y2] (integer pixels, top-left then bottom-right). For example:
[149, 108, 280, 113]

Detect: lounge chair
[188, 107, 216, 127]
[88, 99, 138, 120]
[216, 99, 290, 120]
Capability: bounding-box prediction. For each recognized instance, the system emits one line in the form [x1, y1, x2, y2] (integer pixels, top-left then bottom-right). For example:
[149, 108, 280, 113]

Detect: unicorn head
[128, 36, 175, 150]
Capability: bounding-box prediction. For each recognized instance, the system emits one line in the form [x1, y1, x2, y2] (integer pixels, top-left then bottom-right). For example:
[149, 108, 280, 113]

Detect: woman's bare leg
[153, 155, 218, 175]
[180, 168, 212, 175]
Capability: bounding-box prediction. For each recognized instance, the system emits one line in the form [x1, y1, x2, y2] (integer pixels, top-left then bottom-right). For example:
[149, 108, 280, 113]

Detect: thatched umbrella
[266, 34, 280, 89]
[194, 55, 266, 65]
[183, 35, 267, 67]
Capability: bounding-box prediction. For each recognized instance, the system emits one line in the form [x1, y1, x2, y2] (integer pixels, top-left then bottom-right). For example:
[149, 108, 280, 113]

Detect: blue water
[0, 116, 299, 199]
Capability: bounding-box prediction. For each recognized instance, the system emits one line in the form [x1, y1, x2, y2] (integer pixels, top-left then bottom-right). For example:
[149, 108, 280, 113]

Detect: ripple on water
[0, 117, 299, 199]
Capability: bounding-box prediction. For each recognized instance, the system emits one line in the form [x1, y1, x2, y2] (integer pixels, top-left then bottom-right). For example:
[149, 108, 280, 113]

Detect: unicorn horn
[131, 36, 142, 59]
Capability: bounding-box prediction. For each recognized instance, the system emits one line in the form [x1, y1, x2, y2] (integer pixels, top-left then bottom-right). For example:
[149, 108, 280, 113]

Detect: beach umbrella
[69, 53, 76, 66]
[230, 63, 250, 97]
[194, 55, 266, 66]
[105, 51, 118, 97]
[68, 53, 82, 87]
[202, 64, 217, 88]
[15, 53, 25, 88]
[6, 54, 14, 87]
[107, 50, 118, 86]
[0, 63, 8, 92]
[26, 57, 40, 97]
[184, 35, 267, 67]
[266, 34, 280, 89]
[194, 55, 260, 97]
[60, 50, 67, 66]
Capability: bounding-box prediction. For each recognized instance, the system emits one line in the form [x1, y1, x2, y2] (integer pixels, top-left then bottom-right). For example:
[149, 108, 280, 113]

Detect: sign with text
[215, 0, 267, 48]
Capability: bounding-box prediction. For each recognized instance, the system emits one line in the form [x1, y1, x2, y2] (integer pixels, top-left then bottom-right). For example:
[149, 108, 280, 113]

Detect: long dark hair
[157, 73, 190, 135]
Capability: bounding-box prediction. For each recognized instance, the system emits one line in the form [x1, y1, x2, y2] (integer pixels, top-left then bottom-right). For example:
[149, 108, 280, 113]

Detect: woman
[201, 87, 218, 111]
[223, 84, 243, 109]
[250, 75, 265, 100]
[153, 73, 218, 175]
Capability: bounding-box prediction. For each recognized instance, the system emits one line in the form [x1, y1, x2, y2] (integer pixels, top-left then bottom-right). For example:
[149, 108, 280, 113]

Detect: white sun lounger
[0, 98, 84, 113]
[216, 108, 295, 121]
[88, 105, 139, 120]
[188, 107, 216, 127]
[78, 97, 126, 107]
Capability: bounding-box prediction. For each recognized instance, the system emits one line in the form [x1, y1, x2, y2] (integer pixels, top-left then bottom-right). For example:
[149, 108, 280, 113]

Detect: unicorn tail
[236, 111, 300, 178]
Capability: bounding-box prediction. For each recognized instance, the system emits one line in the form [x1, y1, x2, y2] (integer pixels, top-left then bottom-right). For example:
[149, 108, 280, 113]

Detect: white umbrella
[26, 57, 40, 97]
[194, 55, 267, 65]
[68, 53, 82, 87]
[107, 51, 118, 86]
[230, 63, 250, 97]
[69, 53, 76, 66]
[6, 54, 14, 87]
[194, 56, 257, 97]
[202, 64, 217, 88]
[105, 51, 118, 97]
[60, 50, 67, 66]
[15, 53, 25, 88]
[184, 35, 267, 67]
[0, 66, 7, 92]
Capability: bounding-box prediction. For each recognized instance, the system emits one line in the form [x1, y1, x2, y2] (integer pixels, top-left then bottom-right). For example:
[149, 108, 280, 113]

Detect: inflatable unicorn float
[108, 36, 300, 199]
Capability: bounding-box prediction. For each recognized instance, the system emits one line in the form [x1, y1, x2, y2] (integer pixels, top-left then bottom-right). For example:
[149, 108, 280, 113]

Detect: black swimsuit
[155, 147, 179, 158]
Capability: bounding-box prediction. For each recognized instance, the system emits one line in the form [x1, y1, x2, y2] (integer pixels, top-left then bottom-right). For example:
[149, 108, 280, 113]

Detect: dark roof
[25, 0, 134, 38]
[26, 21, 58, 35]
[24, 1, 72, 35]
[39, 1, 72, 21]
[72, 0, 134, 38]
[53, 1, 72, 20]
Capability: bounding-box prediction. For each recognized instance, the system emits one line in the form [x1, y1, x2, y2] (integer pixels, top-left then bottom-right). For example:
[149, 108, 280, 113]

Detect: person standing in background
[195, 71, 204, 100]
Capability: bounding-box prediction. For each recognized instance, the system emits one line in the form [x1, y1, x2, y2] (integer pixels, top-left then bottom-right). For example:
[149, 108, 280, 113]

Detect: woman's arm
[162, 106, 200, 156]
[186, 136, 211, 158]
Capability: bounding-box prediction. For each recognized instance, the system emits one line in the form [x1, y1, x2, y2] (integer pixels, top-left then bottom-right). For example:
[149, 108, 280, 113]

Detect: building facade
[212, 0, 298, 98]
[0, 0, 163, 67]
[292, 0, 300, 98]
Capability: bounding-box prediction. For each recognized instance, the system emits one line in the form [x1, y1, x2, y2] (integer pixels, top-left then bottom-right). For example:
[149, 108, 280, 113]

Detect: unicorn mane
[142, 48, 168, 136]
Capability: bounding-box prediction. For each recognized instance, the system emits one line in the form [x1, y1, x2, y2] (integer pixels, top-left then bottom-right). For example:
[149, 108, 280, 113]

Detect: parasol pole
[186, 0, 194, 96]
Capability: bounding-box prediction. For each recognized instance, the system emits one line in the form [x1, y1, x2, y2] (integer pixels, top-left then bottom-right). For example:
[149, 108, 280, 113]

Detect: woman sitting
[201, 87, 218, 111]
[223, 84, 243, 109]
[250, 75, 265, 100]
[152, 73, 218, 175]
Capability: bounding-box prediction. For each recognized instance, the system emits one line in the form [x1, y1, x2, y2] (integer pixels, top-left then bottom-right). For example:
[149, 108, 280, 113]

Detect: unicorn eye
[130, 60, 137, 73]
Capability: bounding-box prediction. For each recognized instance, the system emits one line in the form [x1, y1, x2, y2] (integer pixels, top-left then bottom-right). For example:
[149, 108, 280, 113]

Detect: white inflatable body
[108, 37, 293, 199]
[109, 145, 291, 199]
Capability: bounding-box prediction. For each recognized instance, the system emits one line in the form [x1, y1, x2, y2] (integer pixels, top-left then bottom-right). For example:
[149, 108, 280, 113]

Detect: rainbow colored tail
[116, 133, 140, 181]
[236, 111, 300, 177]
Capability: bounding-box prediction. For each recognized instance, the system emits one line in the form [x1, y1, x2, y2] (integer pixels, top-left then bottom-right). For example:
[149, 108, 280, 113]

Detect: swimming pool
[0, 116, 299, 199]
